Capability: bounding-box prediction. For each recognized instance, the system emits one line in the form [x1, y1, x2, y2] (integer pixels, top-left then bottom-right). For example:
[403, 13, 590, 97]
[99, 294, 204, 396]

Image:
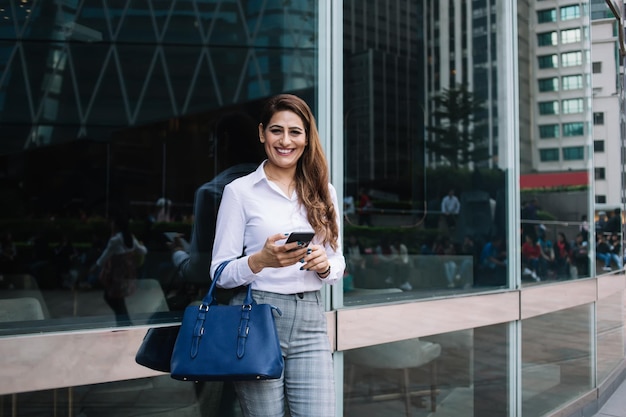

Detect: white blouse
[210, 163, 345, 294]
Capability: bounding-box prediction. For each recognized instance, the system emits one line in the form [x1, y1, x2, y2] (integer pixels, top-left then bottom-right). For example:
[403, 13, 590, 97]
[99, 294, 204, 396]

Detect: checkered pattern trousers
[231, 290, 335, 417]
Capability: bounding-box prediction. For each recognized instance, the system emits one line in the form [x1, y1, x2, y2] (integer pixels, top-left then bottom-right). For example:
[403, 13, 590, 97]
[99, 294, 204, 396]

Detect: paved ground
[594, 378, 626, 417]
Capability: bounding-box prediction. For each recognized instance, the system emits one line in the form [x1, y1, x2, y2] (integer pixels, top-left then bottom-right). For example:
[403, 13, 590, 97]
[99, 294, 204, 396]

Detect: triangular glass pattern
[0, 0, 319, 148]
[85, 48, 130, 124]
[115, 0, 158, 43]
[182, 49, 222, 115]
[162, 0, 203, 45]
[132, 48, 178, 124]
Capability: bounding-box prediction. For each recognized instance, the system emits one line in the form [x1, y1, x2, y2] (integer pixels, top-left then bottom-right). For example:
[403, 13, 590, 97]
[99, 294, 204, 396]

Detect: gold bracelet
[317, 265, 331, 278]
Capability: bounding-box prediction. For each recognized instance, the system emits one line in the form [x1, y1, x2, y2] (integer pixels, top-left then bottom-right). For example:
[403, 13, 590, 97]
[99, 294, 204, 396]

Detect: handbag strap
[202, 260, 233, 306]
[193, 260, 265, 359]
[203, 260, 255, 306]
[190, 260, 233, 359]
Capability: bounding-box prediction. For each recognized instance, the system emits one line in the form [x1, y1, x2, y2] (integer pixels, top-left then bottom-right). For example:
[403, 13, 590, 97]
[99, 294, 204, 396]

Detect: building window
[596, 195, 607, 204]
[539, 124, 560, 138]
[595, 167, 606, 180]
[561, 51, 582, 67]
[593, 112, 605, 125]
[563, 146, 585, 160]
[561, 4, 581, 20]
[537, 31, 558, 47]
[538, 54, 559, 69]
[592, 62, 602, 73]
[538, 77, 559, 92]
[537, 9, 557, 23]
[540, 148, 560, 161]
[562, 74, 583, 90]
[594, 140, 605, 152]
[562, 122, 584, 137]
[562, 98, 584, 114]
[561, 28, 581, 44]
[539, 101, 559, 115]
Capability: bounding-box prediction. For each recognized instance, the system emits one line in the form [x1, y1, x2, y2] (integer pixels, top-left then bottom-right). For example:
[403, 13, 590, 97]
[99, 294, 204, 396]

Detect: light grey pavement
[594, 377, 626, 417]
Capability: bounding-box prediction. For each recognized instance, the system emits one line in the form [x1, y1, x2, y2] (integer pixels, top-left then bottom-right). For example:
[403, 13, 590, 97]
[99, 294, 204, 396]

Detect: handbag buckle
[242, 304, 252, 311]
[198, 304, 210, 312]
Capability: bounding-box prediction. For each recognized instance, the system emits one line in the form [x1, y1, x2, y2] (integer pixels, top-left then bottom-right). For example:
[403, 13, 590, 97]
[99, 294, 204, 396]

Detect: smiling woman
[210, 94, 345, 417]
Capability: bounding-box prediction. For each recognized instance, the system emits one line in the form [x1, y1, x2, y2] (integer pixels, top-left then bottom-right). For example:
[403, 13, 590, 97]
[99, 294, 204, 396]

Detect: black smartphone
[285, 232, 315, 251]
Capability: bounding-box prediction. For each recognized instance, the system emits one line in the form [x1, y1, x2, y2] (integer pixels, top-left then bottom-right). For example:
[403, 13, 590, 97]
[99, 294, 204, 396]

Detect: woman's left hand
[303, 244, 330, 275]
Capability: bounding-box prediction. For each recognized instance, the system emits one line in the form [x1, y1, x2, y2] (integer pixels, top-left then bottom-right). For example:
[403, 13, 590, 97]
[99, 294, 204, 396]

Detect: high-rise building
[532, 1, 592, 175]
[590, 1, 623, 209]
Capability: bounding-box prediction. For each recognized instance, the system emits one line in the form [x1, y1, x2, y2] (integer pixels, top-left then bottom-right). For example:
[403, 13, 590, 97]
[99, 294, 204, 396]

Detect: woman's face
[260, 110, 307, 172]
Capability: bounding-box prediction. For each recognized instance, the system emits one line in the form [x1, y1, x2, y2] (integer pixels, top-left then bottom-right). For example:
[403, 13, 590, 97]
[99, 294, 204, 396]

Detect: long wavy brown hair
[259, 94, 339, 250]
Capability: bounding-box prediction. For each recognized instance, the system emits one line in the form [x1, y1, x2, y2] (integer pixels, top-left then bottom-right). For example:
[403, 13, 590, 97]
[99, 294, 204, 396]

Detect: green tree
[427, 84, 489, 168]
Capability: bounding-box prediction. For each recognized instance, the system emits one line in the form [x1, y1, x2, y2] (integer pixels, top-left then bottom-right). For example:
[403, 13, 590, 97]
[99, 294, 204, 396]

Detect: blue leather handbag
[170, 261, 284, 382]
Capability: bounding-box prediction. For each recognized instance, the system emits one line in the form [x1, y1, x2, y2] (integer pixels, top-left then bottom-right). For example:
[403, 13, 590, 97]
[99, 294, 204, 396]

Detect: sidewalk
[594, 376, 626, 417]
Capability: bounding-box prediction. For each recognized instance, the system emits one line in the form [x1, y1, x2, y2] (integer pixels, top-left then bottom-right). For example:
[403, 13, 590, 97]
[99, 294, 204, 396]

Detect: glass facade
[521, 305, 593, 416]
[0, 1, 624, 417]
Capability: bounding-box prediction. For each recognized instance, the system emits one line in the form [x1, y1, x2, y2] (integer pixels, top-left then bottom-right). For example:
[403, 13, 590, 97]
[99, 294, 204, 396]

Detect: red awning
[520, 171, 588, 189]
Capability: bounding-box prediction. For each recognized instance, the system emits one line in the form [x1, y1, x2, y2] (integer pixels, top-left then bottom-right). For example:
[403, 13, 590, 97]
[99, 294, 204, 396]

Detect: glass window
[0, 1, 320, 334]
[521, 1, 591, 289]
[539, 101, 559, 115]
[561, 5, 581, 20]
[594, 140, 605, 152]
[561, 28, 581, 44]
[538, 77, 558, 92]
[562, 122, 584, 137]
[344, 324, 510, 416]
[522, 305, 593, 415]
[595, 167, 606, 180]
[562, 74, 583, 90]
[562, 98, 584, 114]
[596, 195, 607, 204]
[539, 124, 560, 138]
[537, 31, 558, 47]
[561, 51, 583, 67]
[538, 54, 559, 69]
[563, 146, 585, 160]
[537, 9, 557, 23]
[594, 112, 605, 125]
[343, 0, 509, 304]
[0, 374, 240, 415]
[539, 148, 560, 162]
[592, 62, 602, 73]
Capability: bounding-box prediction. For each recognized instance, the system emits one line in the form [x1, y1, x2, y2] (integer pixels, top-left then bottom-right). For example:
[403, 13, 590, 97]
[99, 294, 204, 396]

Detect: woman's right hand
[248, 233, 309, 273]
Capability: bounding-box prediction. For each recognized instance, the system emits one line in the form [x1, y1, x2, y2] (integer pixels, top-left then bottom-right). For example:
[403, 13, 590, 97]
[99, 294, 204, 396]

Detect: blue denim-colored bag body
[170, 261, 284, 382]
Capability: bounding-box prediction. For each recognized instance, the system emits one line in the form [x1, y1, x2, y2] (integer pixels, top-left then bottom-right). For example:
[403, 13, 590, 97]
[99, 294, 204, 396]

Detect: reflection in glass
[342, 0, 508, 304]
[1, 375, 239, 417]
[0, 0, 319, 333]
[520, 0, 592, 287]
[521, 305, 593, 415]
[344, 324, 509, 416]
[597, 292, 625, 384]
